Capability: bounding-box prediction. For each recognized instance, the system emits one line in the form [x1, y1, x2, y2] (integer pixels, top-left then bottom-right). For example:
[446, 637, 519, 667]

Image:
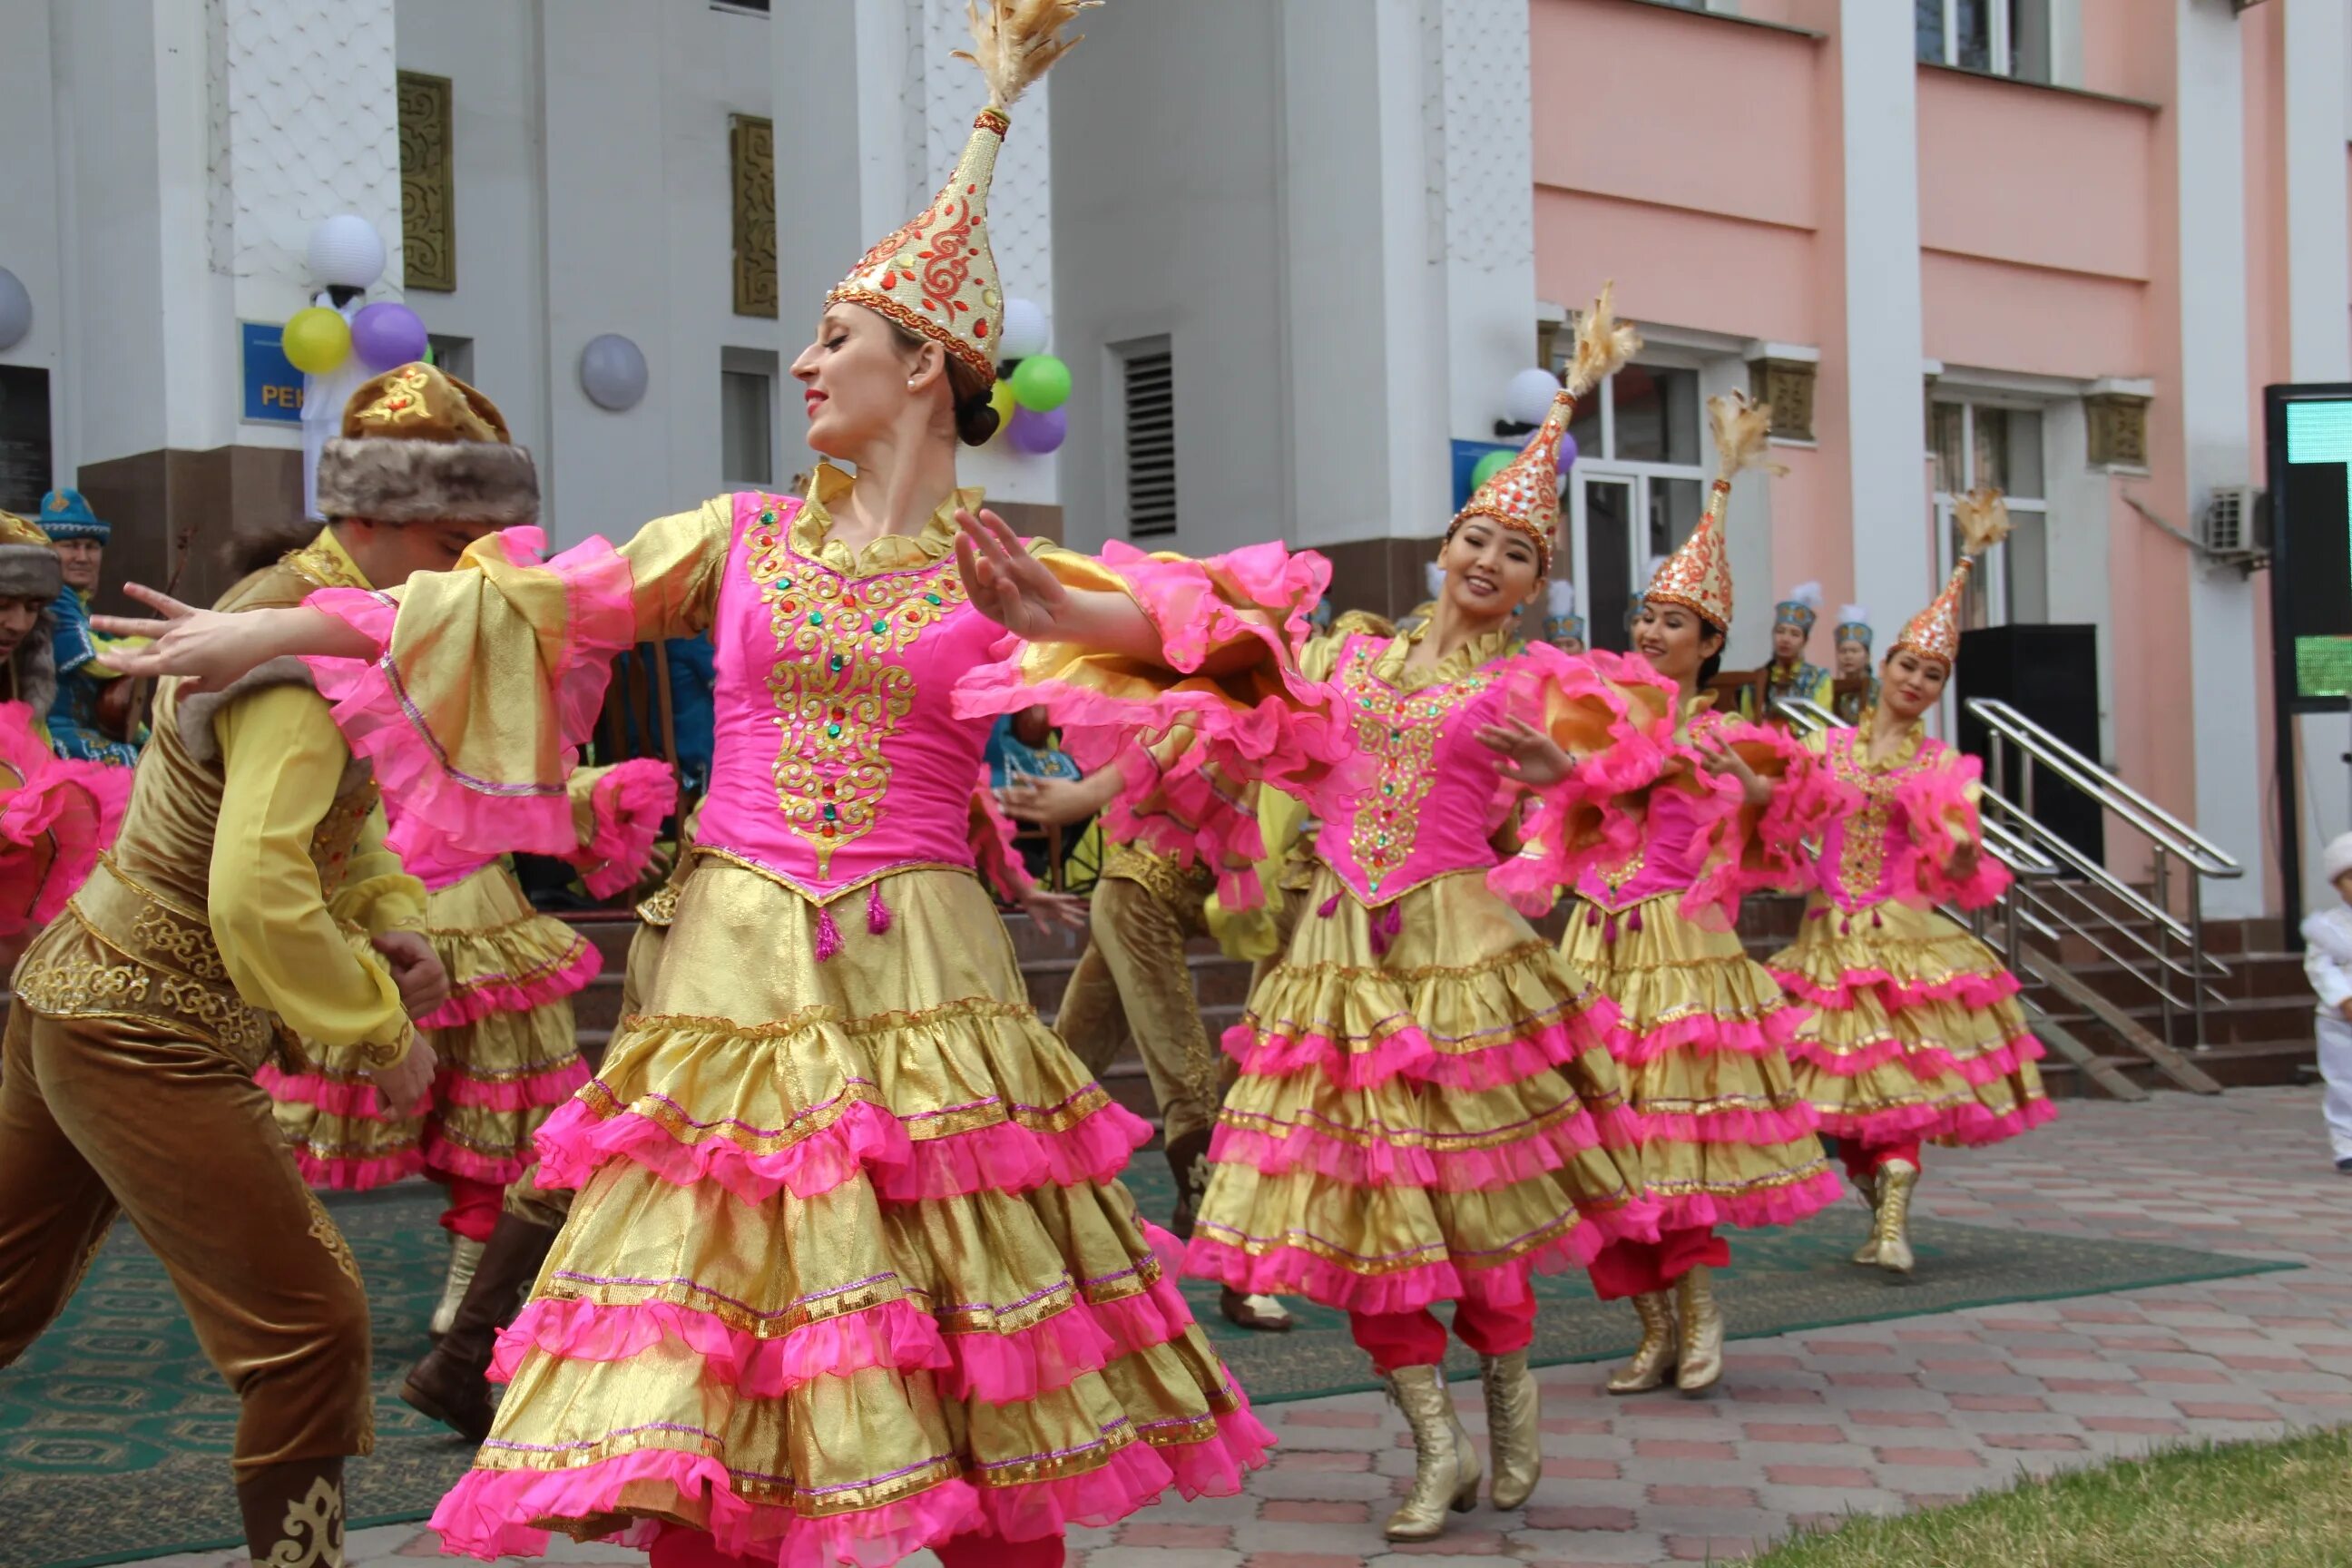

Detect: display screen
[2284, 397, 2352, 703]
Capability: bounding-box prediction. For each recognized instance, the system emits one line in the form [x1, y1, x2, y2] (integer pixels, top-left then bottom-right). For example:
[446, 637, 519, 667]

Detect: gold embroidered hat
[317, 361, 539, 526]
[828, 1, 1098, 386]
[1448, 284, 1640, 575]
[1642, 391, 1780, 632]
[1895, 487, 2008, 665]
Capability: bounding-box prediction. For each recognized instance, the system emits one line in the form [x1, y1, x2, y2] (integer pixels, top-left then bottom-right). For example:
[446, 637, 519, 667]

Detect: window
[0, 366, 54, 514]
[1930, 397, 2049, 629]
[1547, 345, 1709, 653]
[1113, 338, 1176, 539]
[1916, 0, 2052, 83]
[425, 334, 474, 385]
[721, 349, 779, 488]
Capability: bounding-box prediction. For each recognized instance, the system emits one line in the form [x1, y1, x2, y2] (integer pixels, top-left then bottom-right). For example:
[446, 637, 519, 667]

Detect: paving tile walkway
[100, 1086, 2352, 1568]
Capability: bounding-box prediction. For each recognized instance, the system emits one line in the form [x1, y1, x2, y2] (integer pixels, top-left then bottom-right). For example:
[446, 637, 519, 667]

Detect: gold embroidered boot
[1383, 1364, 1481, 1541]
[1850, 1162, 1882, 1265]
[1872, 1160, 1919, 1274]
[430, 1235, 485, 1339]
[235, 1458, 346, 1567]
[1605, 1291, 1677, 1395]
[1480, 1349, 1542, 1510]
[1673, 1266, 1725, 1394]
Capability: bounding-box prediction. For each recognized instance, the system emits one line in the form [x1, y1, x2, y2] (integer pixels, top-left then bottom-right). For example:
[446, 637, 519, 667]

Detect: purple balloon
[351, 301, 429, 372]
[1008, 404, 1068, 456]
[1555, 433, 1579, 475]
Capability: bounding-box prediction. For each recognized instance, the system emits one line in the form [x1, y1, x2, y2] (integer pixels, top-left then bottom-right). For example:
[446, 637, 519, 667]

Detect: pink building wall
[1528, 0, 2321, 896]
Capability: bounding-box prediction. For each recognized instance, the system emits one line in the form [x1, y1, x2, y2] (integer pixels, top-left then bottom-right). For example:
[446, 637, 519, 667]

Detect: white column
[2176, 0, 2264, 915]
[1837, 0, 1930, 622]
[2286, 0, 2351, 383]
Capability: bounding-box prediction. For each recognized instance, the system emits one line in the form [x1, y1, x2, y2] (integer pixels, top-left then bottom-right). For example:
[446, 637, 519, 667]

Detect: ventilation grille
[1121, 345, 1176, 539]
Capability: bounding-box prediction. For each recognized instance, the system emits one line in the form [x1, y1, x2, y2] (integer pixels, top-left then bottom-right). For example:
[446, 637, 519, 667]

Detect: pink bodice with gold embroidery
[1573, 785, 1715, 912]
[1808, 726, 1954, 913]
[696, 493, 1001, 900]
[1308, 634, 1519, 905]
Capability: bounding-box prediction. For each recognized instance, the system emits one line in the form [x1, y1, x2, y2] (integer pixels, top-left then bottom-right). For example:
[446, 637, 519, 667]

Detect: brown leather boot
[235, 1457, 346, 1567]
[1162, 1128, 1213, 1240]
[400, 1210, 557, 1442]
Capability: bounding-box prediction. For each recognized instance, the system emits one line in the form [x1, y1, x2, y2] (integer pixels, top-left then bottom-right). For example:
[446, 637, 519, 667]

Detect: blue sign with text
[241, 321, 305, 424]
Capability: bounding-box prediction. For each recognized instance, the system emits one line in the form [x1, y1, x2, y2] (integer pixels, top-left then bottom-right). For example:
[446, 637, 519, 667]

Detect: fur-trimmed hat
[2324, 832, 2352, 888]
[0, 512, 64, 603]
[316, 362, 539, 526]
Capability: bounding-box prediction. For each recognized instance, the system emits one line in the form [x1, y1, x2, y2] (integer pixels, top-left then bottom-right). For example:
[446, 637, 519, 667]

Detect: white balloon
[0, 268, 29, 351]
[1000, 298, 1049, 362]
[308, 213, 387, 289]
[579, 334, 650, 412]
[1504, 367, 1563, 427]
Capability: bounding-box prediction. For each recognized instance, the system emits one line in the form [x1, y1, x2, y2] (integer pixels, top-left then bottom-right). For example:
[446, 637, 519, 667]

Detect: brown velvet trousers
[0, 1005, 376, 1476]
[1054, 871, 1226, 1147]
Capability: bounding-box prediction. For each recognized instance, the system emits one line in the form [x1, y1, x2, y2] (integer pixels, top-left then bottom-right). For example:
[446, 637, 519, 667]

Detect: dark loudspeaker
[1954, 623, 2104, 869]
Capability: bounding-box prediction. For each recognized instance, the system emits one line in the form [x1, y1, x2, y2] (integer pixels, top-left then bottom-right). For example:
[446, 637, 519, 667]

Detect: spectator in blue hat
[37, 488, 144, 767]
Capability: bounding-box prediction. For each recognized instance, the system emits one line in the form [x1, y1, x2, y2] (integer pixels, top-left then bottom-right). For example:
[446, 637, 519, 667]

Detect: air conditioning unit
[2231, 0, 2272, 14]
[2200, 485, 2268, 556]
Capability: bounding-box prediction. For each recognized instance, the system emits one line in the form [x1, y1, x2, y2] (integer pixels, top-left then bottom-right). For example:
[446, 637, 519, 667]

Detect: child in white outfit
[2300, 831, 2352, 1173]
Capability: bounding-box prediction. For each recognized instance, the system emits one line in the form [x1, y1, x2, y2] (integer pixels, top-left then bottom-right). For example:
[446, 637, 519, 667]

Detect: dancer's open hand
[955, 508, 1068, 639]
[1020, 887, 1092, 936]
[91, 588, 301, 694]
[1476, 718, 1574, 788]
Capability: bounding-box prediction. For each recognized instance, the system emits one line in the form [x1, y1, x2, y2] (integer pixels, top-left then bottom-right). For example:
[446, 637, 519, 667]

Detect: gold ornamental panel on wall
[2086, 391, 2151, 469]
[398, 70, 455, 292]
[732, 114, 778, 319]
[1747, 357, 1817, 444]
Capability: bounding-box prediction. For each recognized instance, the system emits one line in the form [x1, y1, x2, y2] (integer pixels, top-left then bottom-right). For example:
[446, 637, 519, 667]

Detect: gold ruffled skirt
[1188, 865, 1653, 1317]
[1769, 897, 2055, 1149]
[1559, 894, 1839, 1231]
[429, 862, 1268, 1565]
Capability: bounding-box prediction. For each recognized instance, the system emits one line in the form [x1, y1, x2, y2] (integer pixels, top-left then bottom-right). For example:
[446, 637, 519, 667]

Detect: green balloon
[1010, 354, 1072, 414]
[1471, 449, 1514, 487]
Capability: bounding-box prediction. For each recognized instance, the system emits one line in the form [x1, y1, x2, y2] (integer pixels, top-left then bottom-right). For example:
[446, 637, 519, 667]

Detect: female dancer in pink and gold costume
[1769, 489, 2053, 1274]
[98, 9, 1306, 1564]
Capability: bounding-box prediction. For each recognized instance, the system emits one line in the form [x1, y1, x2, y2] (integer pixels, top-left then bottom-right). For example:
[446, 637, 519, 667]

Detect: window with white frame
[1545, 348, 1709, 654]
[721, 348, 779, 488]
[1916, 0, 2053, 84]
[1930, 397, 2049, 630]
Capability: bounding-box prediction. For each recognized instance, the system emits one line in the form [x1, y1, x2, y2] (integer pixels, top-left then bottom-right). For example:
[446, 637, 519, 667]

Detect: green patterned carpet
[1, 1171, 2294, 1568]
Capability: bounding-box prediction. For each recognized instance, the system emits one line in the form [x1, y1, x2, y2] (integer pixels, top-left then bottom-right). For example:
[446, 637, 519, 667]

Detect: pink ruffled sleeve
[300, 501, 729, 872]
[1679, 711, 1852, 926]
[0, 702, 130, 935]
[953, 540, 1356, 913]
[1898, 748, 2010, 909]
[563, 759, 681, 899]
[968, 774, 1037, 903]
[1487, 646, 1679, 916]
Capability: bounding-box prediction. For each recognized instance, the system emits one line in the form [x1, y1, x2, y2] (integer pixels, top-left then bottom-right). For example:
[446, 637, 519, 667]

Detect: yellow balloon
[988, 378, 1016, 440]
[282, 307, 351, 375]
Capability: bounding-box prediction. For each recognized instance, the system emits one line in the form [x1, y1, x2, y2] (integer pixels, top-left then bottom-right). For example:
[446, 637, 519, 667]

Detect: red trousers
[440, 1176, 504, 1242]
[1348, 1294, 1537, 1374]
[936, 1534, 1063, 1567]
[1587, 1226, 1731, 1299]
[1837, 1139, 1922, 1181]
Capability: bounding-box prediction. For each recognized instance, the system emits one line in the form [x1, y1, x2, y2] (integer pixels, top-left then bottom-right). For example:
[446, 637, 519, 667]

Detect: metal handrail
[1962, 699, 2241, 879]
[1964, 697, 2241, 1052]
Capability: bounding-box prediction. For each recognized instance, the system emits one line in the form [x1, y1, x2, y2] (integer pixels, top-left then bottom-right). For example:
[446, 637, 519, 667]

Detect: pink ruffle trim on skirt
[416, 939, 603, 1031]
[1769, 965, 2021, 1014]
[1787, 1030, 2046, 1087]
[532, 1091, 1153, 1208]
[256, 1064, 389, 1119]
[288, 1146, 424, 1192]
[423, 1131, 532, 1187]
[1206, 1102, 1637, 1192]
[1616, 1098, 1823, 1147]
[1606, 1003, 1808, 1067]
[433, 1397, 1272, 1564]
[1646, 1167, 1846, 1235]
[435, 1057, 593, 1112]
[1224, 1005, 1618, 1094]
[302, 529, 638, 871]
[1817, 1093, 2058, 1150]
[1184, 1197, 1657, 1317]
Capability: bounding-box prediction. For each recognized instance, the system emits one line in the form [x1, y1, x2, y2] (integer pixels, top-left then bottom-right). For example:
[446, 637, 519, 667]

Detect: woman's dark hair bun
[956, 391, 1001, 447]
